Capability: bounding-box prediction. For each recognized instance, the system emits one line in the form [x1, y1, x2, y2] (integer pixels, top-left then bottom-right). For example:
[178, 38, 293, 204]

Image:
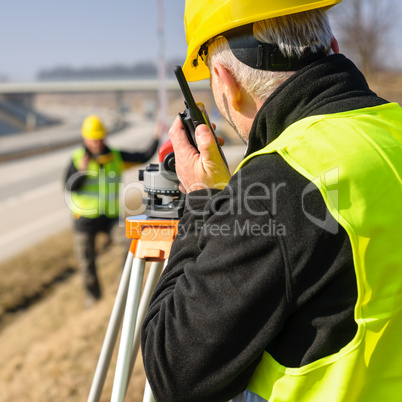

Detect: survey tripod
[88, 140, 184, 402]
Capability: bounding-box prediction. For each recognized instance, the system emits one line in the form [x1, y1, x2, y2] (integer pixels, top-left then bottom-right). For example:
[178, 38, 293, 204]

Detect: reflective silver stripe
[230, 390, 268, 402]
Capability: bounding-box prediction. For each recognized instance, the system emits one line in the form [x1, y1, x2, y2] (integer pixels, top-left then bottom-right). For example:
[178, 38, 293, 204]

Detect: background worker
[141, 0, 402, 401]
[64, 115, 158, 305]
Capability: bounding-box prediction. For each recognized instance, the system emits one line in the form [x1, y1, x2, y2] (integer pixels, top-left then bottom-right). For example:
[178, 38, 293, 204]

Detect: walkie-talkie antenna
[174, 66, 204, 127]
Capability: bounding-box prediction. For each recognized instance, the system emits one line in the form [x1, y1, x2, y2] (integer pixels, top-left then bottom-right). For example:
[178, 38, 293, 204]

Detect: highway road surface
[0, 112, 246, 264]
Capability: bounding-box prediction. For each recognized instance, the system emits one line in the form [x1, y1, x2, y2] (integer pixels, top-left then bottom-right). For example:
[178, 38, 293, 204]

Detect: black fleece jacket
[141, 54, 388, 402]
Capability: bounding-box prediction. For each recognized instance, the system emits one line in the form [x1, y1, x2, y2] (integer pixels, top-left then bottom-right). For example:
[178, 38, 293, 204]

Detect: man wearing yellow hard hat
[141, 1, 402, 401]
[64, 115, 158, 305]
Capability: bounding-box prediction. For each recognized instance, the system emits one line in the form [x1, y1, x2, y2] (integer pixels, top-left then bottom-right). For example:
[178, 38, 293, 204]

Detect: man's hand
[169, 116, 231, 193]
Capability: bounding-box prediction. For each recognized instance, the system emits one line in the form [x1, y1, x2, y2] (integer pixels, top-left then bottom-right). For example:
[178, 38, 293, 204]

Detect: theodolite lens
[163, 152, 176, 173]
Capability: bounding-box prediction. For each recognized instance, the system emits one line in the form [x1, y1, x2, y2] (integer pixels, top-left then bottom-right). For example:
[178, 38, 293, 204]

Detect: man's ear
[213, 63, 242, 111]
[331, 35, 340, 54]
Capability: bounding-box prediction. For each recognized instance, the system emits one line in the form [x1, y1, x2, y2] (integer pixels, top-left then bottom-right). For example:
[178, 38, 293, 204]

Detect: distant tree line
[37, 59, 184, 81]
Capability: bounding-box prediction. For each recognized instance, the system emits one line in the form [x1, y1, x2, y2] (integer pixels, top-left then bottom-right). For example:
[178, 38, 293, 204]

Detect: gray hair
[207, 8, 333, 101]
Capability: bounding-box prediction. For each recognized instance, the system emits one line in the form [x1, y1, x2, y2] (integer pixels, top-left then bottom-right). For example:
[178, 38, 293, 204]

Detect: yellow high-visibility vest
[69, 148, 124, 218]
[235, 103, 402, 401]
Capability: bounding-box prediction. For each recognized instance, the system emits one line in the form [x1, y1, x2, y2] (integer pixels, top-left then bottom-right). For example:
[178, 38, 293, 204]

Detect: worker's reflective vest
[70, 148, 124, 218]
[234, 103, 402, 402]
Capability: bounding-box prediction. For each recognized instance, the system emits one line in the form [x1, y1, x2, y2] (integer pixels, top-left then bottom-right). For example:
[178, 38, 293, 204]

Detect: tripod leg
[143, 379, 155, 402]
[128, 260, 166, 381]
[87, 251, 134, 402]
[111, 257, 147, 402]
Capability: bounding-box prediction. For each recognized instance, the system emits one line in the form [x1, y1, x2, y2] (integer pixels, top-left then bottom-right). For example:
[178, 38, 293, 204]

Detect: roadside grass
[0, 230, 76, 323]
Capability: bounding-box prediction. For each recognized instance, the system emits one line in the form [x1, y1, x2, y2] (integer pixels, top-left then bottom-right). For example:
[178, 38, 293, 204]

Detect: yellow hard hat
[183, 0, 342, 82]
[81, 115, 107, 140]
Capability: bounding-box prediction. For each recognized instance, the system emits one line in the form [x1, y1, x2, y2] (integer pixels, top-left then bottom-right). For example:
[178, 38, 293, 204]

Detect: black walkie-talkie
[174, 65, 228, 167]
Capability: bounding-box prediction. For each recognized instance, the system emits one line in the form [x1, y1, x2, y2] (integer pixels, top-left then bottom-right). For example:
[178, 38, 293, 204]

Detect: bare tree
[329, 0, 397, 77]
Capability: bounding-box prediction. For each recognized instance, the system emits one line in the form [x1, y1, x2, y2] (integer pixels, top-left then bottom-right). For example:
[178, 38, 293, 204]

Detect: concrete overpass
[0, 79, 208, 95]
[0, 79, 209, 134]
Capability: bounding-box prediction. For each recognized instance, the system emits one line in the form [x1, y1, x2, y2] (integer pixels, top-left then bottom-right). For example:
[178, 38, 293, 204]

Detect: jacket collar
[245, 54, 388, 158]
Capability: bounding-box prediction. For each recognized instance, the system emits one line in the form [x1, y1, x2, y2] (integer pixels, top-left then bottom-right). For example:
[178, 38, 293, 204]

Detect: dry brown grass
[0, 231, 76, 321]
[0, 230, 147, 402]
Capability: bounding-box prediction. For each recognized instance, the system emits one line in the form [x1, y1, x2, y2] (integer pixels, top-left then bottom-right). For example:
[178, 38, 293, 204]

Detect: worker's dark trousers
[73, 216, 130, 305]
[74, 231, 101, 302]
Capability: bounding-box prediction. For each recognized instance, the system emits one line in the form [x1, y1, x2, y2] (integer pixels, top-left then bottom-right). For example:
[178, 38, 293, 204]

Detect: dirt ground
[0, 230, 148, 402]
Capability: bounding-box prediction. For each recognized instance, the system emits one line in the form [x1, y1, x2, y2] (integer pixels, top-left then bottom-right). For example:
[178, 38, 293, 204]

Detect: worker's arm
[141, 118, 278, 401]
[64, 159, 87, 191]
[141, 170, 289, 401]
[120, 138, 159, 169]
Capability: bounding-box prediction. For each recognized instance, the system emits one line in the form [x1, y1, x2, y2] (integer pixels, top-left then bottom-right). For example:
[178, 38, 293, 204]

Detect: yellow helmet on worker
[81, 115, 107, 140]
[183, 0, 342, 82]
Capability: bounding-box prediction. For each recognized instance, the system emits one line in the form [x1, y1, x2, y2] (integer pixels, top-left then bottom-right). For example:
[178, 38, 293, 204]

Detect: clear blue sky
[0, 0, 188, 81]
[0, 0, 400, 82]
